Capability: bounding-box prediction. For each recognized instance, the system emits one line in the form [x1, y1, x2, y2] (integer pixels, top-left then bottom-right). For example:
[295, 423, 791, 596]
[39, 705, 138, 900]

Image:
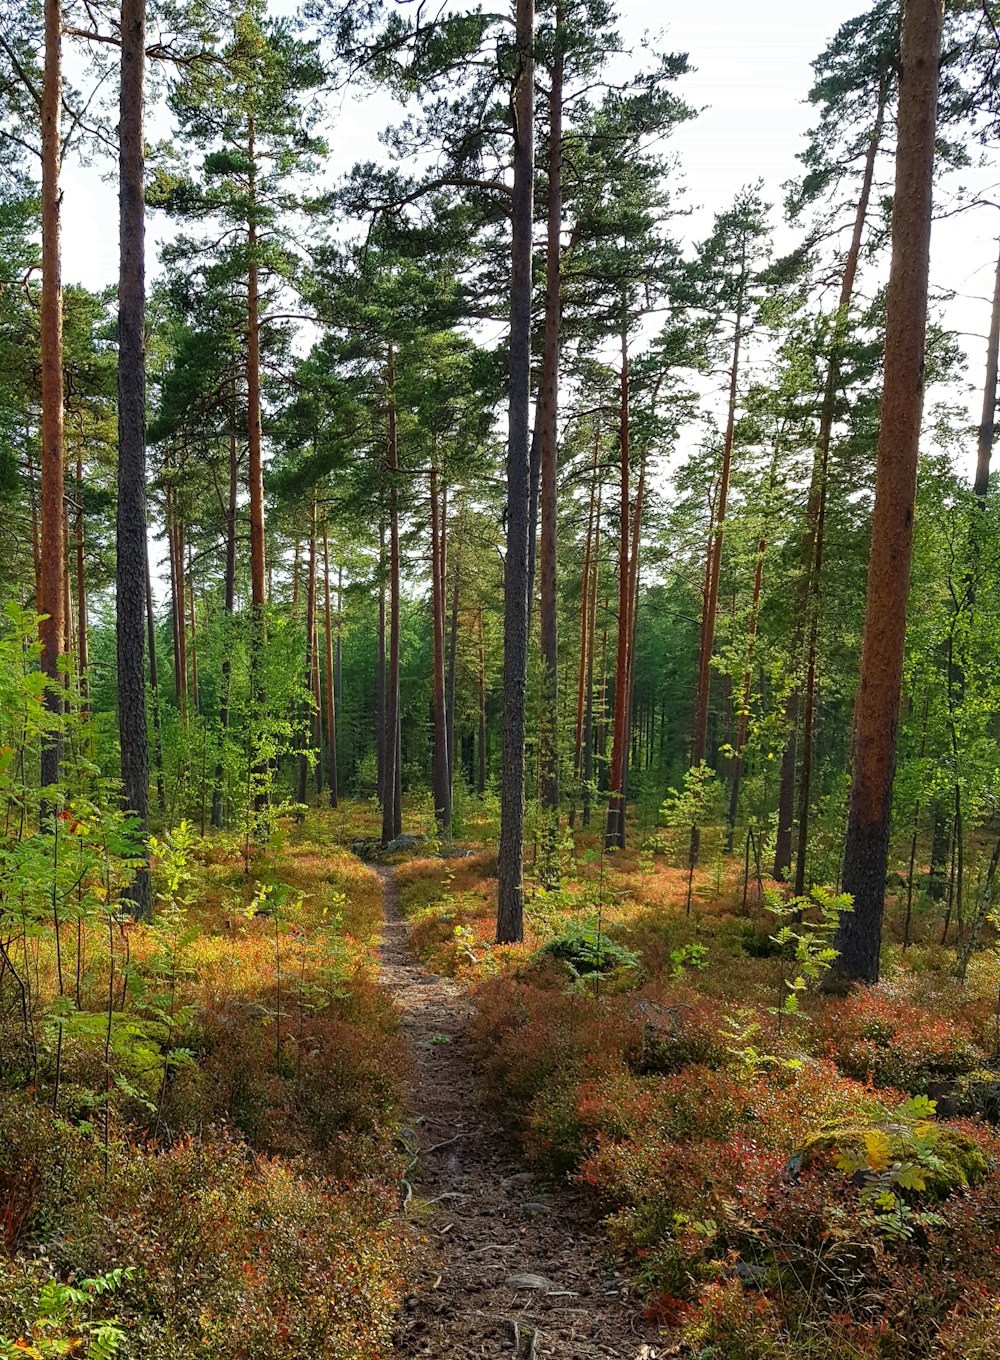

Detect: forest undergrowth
[0, 806, 412, 1360]
[394, 807, 1000, 1360]
[7, 792, 1000, 1358]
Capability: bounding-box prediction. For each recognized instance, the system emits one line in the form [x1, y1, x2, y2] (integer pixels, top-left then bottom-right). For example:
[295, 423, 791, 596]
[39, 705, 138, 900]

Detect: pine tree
[836, 0, 945, 984]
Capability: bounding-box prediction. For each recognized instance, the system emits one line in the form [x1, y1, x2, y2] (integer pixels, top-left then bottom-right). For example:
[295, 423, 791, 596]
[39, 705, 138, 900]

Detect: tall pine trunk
[145, 535, 165, 815]
[75, 453, 89, 714]
[446, 514, 461, 802]
[497, 0, 535, 943]
[571, 434, 598, 828]
[376, 525, 386, 805]
[725, 459, 777, 850]
[692, 272, 745, 773]
[605, 331, 631, 851]
[837, 0, 943, 984]
[116, 0, 150, 909]
[774, 81, 886, 883]
[537, 3, 564, 883]
[39, 0, 64, 795]
[582, 482, 602, 828]
[212, 404, 238, 829]
[382, 345, 403, 846]
[298, 496, 318, 806]
[322, 522, 338, 808]
[246, 119, 267, 811]
[477, 607, 487, 795]
[430, 466, 451, 830]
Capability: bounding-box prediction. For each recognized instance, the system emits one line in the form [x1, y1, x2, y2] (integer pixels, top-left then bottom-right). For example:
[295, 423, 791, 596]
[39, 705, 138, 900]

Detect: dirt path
[375, 866, 663, 1360]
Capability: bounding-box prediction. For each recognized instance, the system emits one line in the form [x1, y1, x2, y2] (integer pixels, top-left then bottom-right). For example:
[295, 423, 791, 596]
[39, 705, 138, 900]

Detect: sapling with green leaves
[765, 884, 852, 1033]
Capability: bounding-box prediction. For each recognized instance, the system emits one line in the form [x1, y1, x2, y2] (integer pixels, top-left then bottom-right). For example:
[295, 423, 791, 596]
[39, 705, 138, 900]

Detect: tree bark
[446, 513, 461, 801]
[774, 79, 887, 884]
[298, 495, 318, 806]
[211, 401, 238, 828]
[837, 0, 944, 984]
[322, 522, 339, 808]
[582, 481, 602, 828]
[725, 465, 774, 851]
[692, 276, 744, 771]
[376, 525, 386, 804]
[145, 534, 165, 815]
[246, 117, 267, 812]
[430, 466, 451, 829]
[974, 234, 1000, 503]
[497, 0, 535, 943]
[187, 546, 199, 717]
[477, 606, 487, 795]
[115, 0, 150, 910]
[605, 332, 631, 851]
[537, 2, 564, 880]
[571, 433, 598, 827]
[615, 459, 645, 849]
[75, 453, 89, 713]
[39, 0, 64, 794]
[382, 345, 403, 846]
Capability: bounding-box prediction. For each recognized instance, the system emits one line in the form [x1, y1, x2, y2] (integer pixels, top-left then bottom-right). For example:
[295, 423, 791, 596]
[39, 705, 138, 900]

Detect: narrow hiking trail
[375, 865, 663, 1360]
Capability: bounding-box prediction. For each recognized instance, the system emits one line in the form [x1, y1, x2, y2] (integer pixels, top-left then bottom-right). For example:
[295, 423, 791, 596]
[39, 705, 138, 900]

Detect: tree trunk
[187, 546, 199, 717]
[246, 118, 267, 811]
[169, 509, 188, 712]
[430, 466, 451, 830]
[145, 534, 165, 815]
[497, 0, 535, 943]
[692, 281, 744, 771]
[211, 402, 238, 828]
[322, 522, 339, 808]
[477, 606, 487, 795]
[615, 459, 645, 849]
[571, 433, 598, 827]
[725, 500, 769, 851]
[537, 4, 564, 881]
[39, 0, 64, 794]
[28, 438, 42, 607]
[376, 525, 386, 804]
[974, 237, 1000, 503]
[605, 332, 631, 851]
[75, 453, 89, 713]
[115, 0, 150, 910]
[582, 482, 602, 828]
[382, 345, 403, 846]
[837, 0, 944, 984]
[298, 496, 318, 806]
[775, 79, 886, 885]
[446, 511, 461, 801]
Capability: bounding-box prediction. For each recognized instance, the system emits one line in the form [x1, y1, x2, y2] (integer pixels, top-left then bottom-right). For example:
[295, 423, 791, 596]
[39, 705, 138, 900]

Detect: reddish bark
[837, 0, 944, 983]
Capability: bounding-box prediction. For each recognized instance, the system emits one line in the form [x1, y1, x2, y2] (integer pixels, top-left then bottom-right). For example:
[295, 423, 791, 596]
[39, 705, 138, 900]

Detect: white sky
[59, 0, 1000, 489]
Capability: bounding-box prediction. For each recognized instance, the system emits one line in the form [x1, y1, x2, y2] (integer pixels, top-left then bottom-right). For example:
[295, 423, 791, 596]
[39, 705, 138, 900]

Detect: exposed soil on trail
[375, 866, 664, 1360]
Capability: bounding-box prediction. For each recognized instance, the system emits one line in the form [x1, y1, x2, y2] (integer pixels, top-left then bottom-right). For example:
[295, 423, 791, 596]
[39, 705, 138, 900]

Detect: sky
[64, 1, 870, 288]
[58, 0, 1000, 488]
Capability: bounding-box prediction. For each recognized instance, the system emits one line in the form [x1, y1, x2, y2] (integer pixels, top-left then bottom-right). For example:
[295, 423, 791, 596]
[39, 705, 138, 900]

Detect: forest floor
[376, 865, 663, 1360]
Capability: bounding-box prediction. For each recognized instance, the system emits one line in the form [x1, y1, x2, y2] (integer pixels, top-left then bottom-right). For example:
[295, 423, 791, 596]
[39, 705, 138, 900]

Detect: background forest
[5, 1, 1000, 1358]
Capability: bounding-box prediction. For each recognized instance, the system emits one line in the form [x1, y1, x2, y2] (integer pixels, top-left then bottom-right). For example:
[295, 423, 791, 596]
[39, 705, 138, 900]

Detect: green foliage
[537, 918, 639, 989]
[764, 885, 852, 1030]
[0, 1267, 133, 1360]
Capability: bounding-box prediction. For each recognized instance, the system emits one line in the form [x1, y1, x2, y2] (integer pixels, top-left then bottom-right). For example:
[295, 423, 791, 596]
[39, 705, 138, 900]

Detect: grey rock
[506, 1273, 557, 1291]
